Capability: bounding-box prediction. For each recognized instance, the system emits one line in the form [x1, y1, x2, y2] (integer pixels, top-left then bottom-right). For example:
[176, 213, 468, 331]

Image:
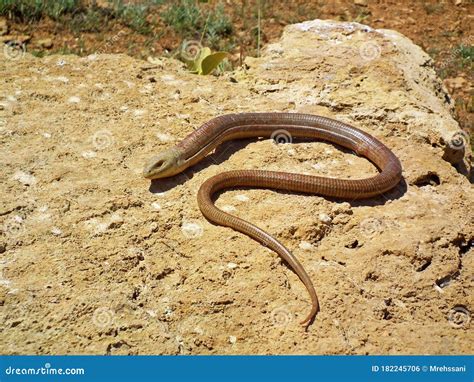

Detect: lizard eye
[153, 159, 165, 169]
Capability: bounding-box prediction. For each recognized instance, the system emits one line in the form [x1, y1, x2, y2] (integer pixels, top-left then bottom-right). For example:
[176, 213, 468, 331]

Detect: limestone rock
[0, 20, 472, 355]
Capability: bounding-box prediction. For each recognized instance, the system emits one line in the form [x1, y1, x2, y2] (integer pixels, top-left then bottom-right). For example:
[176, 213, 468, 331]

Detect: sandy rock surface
[1, 20, 472, 354]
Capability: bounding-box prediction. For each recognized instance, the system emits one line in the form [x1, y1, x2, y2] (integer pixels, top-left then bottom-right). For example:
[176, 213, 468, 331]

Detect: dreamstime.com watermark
[85, 30, 126, 58]
[439, 35, 474, 69]
[4, 363, 85, 376]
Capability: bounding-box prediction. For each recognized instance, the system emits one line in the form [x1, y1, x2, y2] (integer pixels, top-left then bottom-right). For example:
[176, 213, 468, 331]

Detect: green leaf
[200, 52, 228, 75]
[193, 47, 211, 74]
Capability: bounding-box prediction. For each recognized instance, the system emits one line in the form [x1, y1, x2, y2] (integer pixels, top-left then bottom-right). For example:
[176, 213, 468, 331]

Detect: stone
[0, 19, 471, 356]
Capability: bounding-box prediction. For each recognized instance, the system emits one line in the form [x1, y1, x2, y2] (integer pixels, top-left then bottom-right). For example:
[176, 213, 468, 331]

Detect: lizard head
[143, 147, 184, 180]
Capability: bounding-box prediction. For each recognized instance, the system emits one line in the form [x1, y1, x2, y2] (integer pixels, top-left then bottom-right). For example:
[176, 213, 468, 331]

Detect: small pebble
[81, 151, 97, 159]
[13, 215, 23, 223]
[150, 202, 161, 211]
[229, 336, 237, 344]
[227, 262, 238, 269]
[311, 163, 326, 170]
[156, 132, 174, 142]
[235, 194, 249, 202]
[299, 241, 314, 250]
[146, 310, 157, 317]
[133, 109, 146, 117]
[55, 76, 69, 83]
[222, 205, 237, 213]
[181, 221, 203, 238]
[12, 171, 36, 186]
[149, 222, 159, 233]
[67, 96, 80, 104]
[51, 227, 62, 236]
[161, 74, 175, 82]
[319, 213, 332, 223]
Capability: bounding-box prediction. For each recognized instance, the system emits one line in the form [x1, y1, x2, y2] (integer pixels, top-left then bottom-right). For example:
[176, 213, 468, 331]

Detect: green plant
[0, 0, 156, 35]
[457, 44, 473, 62]
[71, 7, 105, 33]
[30, 49, 46, 57]
[205, 3, 232, 47]
[112, 1, 151, 34]
[46, 0, 77, 20]
[185, 46, 228, 75]
[0, 0, 79, 21]
[353, 10, 370, 23]
[161, 0, 201, 35]
[161, 0, 233, 51]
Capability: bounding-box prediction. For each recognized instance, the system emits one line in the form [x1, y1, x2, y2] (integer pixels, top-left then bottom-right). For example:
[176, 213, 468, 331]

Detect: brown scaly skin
[143, 113, 403, 329]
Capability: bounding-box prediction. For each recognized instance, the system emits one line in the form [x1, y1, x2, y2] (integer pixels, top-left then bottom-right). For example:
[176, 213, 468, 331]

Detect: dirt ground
[1, 16, 472, 354]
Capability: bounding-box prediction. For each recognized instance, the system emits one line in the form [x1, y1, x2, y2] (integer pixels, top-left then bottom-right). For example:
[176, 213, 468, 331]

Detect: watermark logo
[439, 35, 474, 69]
[271, 129, 293, 144]
[448, 131, 469, 150]
[91, 129, 114, 150]
[2, 215, 25, 237]
[359, 217, 383, 238]
[3, 41, 26, 60]
[447, 306, 470, 328]
[181, 40, 203, 61]
[359, 41, 381, 61]
[4, 363, 85, 376]
[92, 307, 115, 329]
[271, 306, 293, 327]
[181, 220, 204, 239]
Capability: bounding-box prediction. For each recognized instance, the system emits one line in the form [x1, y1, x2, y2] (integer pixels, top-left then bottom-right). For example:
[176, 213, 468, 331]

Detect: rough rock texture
[0, 20, 472, 355]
